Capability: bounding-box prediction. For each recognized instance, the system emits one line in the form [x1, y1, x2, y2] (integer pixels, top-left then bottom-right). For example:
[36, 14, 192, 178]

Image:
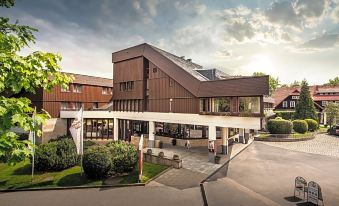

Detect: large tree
[324, 102, 339, 126]
[326, 77, 339, 86]
[0, 0, 72, 164]
[294, 80, 317, 120]
[252, 72, 280, 96]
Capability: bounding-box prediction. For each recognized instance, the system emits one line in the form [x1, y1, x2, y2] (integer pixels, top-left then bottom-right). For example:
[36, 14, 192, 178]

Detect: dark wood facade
[112, 43, 269, 116]
[25, 73, 113, 118]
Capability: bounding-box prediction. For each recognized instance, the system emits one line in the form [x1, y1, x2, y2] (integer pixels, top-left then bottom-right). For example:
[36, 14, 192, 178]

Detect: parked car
[328, 125, 339, 136]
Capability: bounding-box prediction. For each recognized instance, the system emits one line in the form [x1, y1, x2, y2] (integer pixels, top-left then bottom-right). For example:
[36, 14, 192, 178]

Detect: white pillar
[221, 127, 229, 154]
[208, 125, 216, 162]
[113, 118, 118, 141]
[148, 121, 155, 148]
[239, 128, 245, 143]
[323, 112, 327, 125]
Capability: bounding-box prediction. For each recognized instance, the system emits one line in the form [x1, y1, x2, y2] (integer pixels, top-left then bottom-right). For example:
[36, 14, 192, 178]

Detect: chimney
[187, 58, 192, 62]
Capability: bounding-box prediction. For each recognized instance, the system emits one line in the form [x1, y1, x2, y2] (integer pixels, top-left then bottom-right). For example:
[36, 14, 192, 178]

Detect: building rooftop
[63, 72, 113, 87]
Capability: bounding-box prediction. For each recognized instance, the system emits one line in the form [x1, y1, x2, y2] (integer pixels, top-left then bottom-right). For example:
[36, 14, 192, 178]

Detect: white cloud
[298, 33, 339, 51]
[331, 4, 339, 23]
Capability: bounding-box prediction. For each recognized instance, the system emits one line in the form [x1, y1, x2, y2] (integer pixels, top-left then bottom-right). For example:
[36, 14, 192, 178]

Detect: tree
[0, 0, 72, 164]
[326, 77, 339, 86]
[294, 80, 317, 120]
[290, 80, 301, 87]
[252, 72, 280, 96]
[324, 102, 339, 126]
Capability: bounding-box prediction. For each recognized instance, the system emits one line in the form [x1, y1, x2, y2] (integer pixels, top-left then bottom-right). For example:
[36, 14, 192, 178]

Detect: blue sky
[1, 0, 339, 84]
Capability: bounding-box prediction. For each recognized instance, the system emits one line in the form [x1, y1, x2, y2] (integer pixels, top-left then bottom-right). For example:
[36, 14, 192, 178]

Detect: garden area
[0, 137, 168, 190]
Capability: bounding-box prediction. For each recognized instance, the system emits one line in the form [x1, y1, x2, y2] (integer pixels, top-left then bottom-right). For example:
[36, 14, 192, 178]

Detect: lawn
[0, 161, 168, 190]
[258, 132, 313, 139]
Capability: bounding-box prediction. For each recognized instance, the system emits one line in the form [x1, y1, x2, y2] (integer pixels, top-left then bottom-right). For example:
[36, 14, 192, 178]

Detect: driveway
[205, 141, 339, 206]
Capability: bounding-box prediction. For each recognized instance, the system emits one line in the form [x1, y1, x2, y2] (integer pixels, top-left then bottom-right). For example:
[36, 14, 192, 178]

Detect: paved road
[1, 140, 338, 206]
[205, 141, 339, 206]
[261, 133, 339, 158]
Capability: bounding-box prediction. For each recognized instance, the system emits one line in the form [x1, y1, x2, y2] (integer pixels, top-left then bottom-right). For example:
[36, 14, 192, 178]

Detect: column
[323, 112, 327, 125]
[221, 127, 229, 155]
[148, 121, 155, 148]
[244, 129, 250, 144]
[208, 125, 216, 163]
[113, 118, 118, 141]
[239, 128, 245, 143]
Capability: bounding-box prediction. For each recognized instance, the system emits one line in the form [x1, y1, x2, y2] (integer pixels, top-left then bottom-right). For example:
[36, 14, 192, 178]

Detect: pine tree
[294, 80, 318, 120]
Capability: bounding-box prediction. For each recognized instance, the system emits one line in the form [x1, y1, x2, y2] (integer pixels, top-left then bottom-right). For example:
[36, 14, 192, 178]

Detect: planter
[215, 156, 221, 164]
[158, 151, 165, 158]
[171, 138, 177, 146]
[146, 149, 152, 155]
[173, 154, 180, 160]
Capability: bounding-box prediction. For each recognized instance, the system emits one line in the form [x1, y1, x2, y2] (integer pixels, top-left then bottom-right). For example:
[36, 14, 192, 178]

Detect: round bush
[293, 120, 308, 134]
[107, 141, 137, 174]
[34, 138, 78, 171]
[267, 119, 293, 134]
[305, 119, 318, 131]
[83, 146, 112, 179]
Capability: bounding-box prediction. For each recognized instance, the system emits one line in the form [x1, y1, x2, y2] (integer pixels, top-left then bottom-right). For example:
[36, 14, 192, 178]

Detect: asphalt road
[1, 141, 338, 206]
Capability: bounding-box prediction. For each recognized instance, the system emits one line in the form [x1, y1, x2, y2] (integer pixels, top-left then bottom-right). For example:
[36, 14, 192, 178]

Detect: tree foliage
[293, 80, 317, 120]
[0, 0, 73, 164]
[252, 72, 280, 96]
[325, 77, 339, 86]
[324, 102, 339, 126]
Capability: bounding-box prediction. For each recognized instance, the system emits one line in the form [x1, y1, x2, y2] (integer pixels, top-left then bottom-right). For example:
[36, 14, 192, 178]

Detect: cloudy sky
[1, 0, 339, 85]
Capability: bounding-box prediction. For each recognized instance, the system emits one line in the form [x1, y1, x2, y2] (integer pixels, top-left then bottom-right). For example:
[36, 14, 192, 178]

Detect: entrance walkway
[145, 138, 253, 189]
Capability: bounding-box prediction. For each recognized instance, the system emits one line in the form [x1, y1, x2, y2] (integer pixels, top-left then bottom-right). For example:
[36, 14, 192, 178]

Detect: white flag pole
[31, 107, 36, 182]
[80, 106, 84, 176]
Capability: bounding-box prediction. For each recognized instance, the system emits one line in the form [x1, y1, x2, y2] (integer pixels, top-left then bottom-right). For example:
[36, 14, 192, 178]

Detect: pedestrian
[185, 139, 191, 150]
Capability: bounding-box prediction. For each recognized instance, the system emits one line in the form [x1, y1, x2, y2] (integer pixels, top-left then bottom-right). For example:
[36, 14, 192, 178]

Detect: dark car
[328, 125, 339, 136]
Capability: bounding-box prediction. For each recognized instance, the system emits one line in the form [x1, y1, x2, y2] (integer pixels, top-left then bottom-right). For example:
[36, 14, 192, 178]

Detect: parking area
[205, 140, 339, 206]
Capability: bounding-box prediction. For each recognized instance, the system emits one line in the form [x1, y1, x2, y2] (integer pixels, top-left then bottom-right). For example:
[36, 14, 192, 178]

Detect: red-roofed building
[272, 85, 339, 124]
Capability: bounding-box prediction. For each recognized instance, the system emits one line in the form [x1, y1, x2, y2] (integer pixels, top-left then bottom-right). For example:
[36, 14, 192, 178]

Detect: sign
[307, 181, 319, 202]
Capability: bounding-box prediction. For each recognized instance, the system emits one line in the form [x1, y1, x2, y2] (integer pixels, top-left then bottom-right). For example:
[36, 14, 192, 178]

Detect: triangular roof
[112, 43, 269, 97]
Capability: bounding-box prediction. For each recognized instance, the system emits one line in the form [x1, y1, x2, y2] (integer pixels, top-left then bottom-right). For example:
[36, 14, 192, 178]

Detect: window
[93, 102, 98, 109]
[153, 67, 157, 73]
[200, 98, 210, 112]
[291, 96, 299, 99]
[61, 84, 71, 92]
[282, 101, 288, 108]
[239, 97, 260, 113]
[169, 78, 173, 87]
[60, 102, 69, 110]
[322, 101, 328, 106]
[102, 87, 112, 95]
[213, 97, 231, 113]
[119, 81, 134, 91]
[74, 102, 83, 109]
[73, 84, 82, 93]
[290, 101, 295, 108]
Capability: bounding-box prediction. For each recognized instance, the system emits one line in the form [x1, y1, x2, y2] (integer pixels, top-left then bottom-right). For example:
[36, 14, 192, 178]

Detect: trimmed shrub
[84, 140, 97, 150]
[48, 135, 72, 143]
[293, 120, 308, 134]
[275, 111, 295, 120]
[107, 141, 137, 174]
[267, 119, 293, 134]
[34, 138, 78, 171]
[305, 119, 318, 131]
[83, 146, 112, 179]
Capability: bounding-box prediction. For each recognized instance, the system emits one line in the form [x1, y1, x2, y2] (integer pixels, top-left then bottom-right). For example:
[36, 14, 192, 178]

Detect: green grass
[0, 160, 168, 190]
[259, 132, 313, 139]
[318, 126, 328, 133]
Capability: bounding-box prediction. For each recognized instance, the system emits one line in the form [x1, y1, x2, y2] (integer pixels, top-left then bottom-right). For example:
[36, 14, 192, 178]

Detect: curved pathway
[260, 133, 339, 158]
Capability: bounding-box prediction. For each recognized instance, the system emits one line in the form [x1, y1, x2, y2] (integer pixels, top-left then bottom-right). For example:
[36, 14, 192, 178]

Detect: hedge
[293, 120, 308, 134]
[34, 138, 78, 171]
[83, 146, 112, 179]
[107, 141, 137, 174]
[275, 111, 295, 120]
[267, 119, 293, 134]
[305, 119, 318, 131]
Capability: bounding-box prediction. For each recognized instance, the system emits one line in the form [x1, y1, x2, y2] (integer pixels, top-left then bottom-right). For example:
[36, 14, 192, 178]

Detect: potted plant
[171, 138, 177, 146]
[215, 155, 221, 164]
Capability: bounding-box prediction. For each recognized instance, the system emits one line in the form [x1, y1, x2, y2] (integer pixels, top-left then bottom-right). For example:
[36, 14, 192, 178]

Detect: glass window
[73, 84, 82, 93]
[93, 102, 98, 109]
[60, 102, 68, 110]
[290, 101, 295, 108]
[213, 97, 231, 112]
[200, 98, 210, 112]
[282, 101, 288, 108]
[239, 97, 260, 113]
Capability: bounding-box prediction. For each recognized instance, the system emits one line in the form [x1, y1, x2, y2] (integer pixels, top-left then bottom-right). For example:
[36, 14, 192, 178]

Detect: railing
[199, 111, 262, 117]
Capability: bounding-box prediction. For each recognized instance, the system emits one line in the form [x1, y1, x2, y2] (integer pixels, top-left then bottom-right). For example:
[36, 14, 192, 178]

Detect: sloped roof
[112, 43, 269, 97]
[63, 72, 113, 87]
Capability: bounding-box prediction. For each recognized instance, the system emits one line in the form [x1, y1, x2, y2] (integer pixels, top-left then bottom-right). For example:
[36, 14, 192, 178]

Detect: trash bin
[154, 140, 160, 148]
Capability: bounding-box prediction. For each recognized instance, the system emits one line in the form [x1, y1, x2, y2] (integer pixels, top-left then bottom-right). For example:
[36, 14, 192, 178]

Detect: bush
[84, 140, 96, 150]
[267, 119, 293, 134]
[305, 119, 318, 131]
[107, 141, 137, 174]
[293, 120, 308, 134]
[48, 135, 72, 143]
[275, 111, 295, 120]
[83, 146, 112, 179]
[35, 138, 78, 171]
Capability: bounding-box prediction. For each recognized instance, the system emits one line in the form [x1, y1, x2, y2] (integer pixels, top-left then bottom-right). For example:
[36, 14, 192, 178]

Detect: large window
[60, 102, 69, 110]
[84, 118, 113, 139]
[213, 97, 231, 112]
[239, 97, 260, 113]
[102, 87, 112, 95]
[119, 81, 134, 91]
[73, 84, 83, 93]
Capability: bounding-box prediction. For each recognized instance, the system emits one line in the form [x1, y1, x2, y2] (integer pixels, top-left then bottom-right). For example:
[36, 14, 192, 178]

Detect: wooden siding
[148, 62, 199, 114]
[113, 57, 144, 100]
